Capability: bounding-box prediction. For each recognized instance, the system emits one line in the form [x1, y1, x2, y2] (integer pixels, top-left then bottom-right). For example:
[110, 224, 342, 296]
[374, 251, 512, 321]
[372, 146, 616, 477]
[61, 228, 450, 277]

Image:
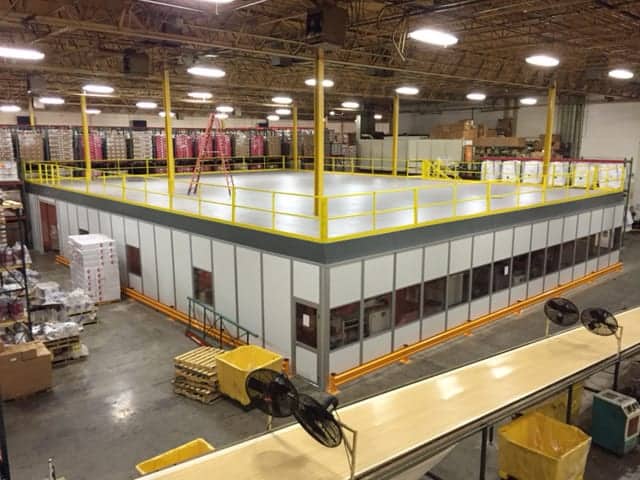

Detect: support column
[542, 82, 557, 183]
[314, 48, 325, 215]
[392, 94, 400, 176]
[162, 67, 175, 209]
[292, 105, 299, 171]
[28, 97, 36, 128]
[80, 94, 91, 190]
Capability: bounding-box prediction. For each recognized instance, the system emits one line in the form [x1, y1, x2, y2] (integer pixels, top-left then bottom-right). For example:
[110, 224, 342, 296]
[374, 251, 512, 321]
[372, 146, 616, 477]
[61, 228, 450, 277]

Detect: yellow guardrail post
[319, 196, 328, 241]
[372, 191, 377, 231]
[116, 157, 121, 173]
[231, 186, 237, 223]
[313, 47, 325, 216]
[197, 186, 202, 216]
[146, 158, 150, 177]
[271, 191, 276, 229]
[485, 182, 491, 212]
[292, 105, 299, 171]
[516, 176, 521, 207]
[37, 163, 42, 183]
[413, 188, 418, 225]
[392, 93, 399, 176]
[121, 175, 126, 201]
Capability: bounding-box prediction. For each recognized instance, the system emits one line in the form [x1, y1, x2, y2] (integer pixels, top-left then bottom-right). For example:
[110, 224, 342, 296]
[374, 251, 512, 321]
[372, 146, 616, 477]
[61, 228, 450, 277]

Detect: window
[530, 249, 546, 279]
[560, 241, 575, 270]
[588, 234, 600, 259]
[493, 259, 511, 292]
[471, 264, 491, 300]
[546, 244, 561, 274]
[511, 253, 529, 287]
[330, 302, 360, 350]
[395, 284, 420, 326]
[78, 228, 89, 235]
[613, 226, 622, 250]
[423, 277, 446, 317]
[296, 303, 317, 349]
[126, 245, 141, 276]
[364, 293, 392, 337]
[575, 237, 589, 264]
[447, 271, 470, 308]
[599, 229, 613, 254]
[193, 268, 213, 305]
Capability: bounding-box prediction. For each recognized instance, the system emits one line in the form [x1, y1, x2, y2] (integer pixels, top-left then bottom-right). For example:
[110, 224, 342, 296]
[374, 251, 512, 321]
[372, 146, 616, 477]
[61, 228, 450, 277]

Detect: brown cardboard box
[0, 342, 52, 400]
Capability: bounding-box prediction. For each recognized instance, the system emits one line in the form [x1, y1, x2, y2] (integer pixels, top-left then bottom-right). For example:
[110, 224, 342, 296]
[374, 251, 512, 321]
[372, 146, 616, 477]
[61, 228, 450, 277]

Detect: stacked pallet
[174, 347, 225, 404]
[47, 129, 74, 161]
[105, 131, 128, 162]
[69, 234, 121, 303]
[17, 131, 44, 162]
[132, 131, 153, 160]
[43, 335, 83, 366]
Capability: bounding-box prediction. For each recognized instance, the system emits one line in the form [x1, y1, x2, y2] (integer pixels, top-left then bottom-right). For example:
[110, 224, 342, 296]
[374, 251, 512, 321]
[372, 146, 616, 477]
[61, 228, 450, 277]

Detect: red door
[39, 202, 58, 252]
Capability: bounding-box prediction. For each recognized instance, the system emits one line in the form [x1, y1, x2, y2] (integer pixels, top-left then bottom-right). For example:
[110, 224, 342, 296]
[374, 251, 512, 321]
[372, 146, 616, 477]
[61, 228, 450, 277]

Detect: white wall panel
[544, 273, 559, 291]
[154, 226, 175, 307]
[110, 215, 127, 285]
[470, 298, 489, 319]
[29, 195, 43, 253]
[172, 230, 192, 313]
[330, 262, 361, 307]
[493, 228, 513, 261]
[532, 221, 548, 250]
[513, 225, 532, 256]
[68, 203, 78, 236]
[491, 290, 509, 312]
[563, 215, 578, 242]
[422, 312, 446, 339]
[293, 261, 319, 304]
[262, 253, 291, 358]
[139, 222, 158, 300]
[212, 240, 236, 320]
[528, 278, 544, 297]
[472, 233, 493, 266]
[511, 284, 527, 304]
[191, 235, 212, 272]
[599, 254, 610, 269]
[98, 211, 112, 238]
[56, 201, 69, 254]
[330, 344, 360, 373]
[87, 208, 99, 233]
[614, 205, 625, 227]
[364, 255, 394, 297]
[394, 322, 420, 350]
[129, 273, 142, 291]
[611, 250, 620, 264]
[295, 346, 317, 383]
[587, 259, 598, 274]
[236, 247, 263, 341]
[547, 218, 563, 246]
[449, 238, 471, 274]
[602, 207, 615, 231]
[363, 331, 391, 363]
[425, 243, 449, 280]
[77, 206, 88, 231]
[577, 212, 590, 238]
[574, 262, 587, 279]
[590, 209, 603, 234]
[395, 249, 423, 288]
[559, 268, 573, 285]
[447, 305, 469, 328]
[124, 217, 139, 247]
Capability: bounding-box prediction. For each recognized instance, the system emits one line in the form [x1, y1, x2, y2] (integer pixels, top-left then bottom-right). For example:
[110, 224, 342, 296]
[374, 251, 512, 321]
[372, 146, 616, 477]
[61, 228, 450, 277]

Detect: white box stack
[69, 234, 121, 303]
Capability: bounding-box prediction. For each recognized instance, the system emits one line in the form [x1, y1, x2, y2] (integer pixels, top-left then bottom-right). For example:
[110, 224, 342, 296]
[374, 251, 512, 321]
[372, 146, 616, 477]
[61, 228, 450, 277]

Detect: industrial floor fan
[245, 368, 358, 479]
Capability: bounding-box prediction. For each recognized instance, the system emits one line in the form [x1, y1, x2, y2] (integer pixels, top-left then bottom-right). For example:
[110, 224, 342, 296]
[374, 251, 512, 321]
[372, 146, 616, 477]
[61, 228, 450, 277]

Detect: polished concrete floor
[58, 172, 603, 238]
[4, 233, 640, 480]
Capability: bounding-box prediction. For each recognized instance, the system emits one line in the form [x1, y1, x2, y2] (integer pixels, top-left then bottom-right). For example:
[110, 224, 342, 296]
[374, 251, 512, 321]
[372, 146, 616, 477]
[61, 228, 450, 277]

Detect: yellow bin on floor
[498, 412, 591, 480]
[136, 438, 215, 475]
[216, 345, 282, 406]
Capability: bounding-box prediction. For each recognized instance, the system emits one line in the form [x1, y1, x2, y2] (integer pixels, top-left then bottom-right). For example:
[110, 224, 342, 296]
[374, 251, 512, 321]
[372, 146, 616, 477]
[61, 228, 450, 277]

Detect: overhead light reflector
[267, 114, 280, 121]
[188, 91, 213, 100]
[272, 96, 293, 105]
[187, 66, 226, 78]
[526, 54, 560, 67]
[466, 92, 486, 101]
[342, 101, 359, 109]
[408, 28, 458, 47]
[39, 96, 64, 105]
[305, 78, 335, 88]
[275, 108, 291, 115]
[159, 111, 175, 117]
[0, 105, 20, 113]
[520, 97, 538, 105]
[83, 84, 114, 94]
[86, 108, 101, 115]
[216, 105, 234, 113]
[374, 114, 383, 120]
[136, 101, 157, 109]
[215, 113, 229, 119]
[396, 86, 419, 95]
[329, 111, 336, 116]
[608, 68, 634, 80]
[0, 46, 44, 60]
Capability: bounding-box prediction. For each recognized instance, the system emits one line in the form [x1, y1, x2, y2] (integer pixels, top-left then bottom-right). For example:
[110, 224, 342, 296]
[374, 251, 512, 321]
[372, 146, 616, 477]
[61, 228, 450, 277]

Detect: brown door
[39, 202, 59, 252]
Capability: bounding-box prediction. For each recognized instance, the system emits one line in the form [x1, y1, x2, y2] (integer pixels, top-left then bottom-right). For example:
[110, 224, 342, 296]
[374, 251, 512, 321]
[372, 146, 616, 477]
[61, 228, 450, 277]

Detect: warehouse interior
[1, 1, 640, 480]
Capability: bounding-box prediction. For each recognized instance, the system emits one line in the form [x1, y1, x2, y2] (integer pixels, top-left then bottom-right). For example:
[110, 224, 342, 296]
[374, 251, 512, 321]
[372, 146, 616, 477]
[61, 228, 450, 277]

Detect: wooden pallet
[174, 347, 225, 374]
[173, 384, 220, 405]
[173, 347, 225, 404]
[43, 335, 81, 351]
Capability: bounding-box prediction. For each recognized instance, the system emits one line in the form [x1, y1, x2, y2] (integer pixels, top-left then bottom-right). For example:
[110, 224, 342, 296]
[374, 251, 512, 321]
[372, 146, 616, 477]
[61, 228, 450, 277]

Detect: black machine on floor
[245, 368, 358, 479]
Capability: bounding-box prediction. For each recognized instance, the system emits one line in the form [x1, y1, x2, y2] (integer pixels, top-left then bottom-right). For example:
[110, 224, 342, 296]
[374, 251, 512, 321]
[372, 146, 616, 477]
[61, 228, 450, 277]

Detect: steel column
[0, 399, 9, 480]
[314, 48, 325, 215]
[392, 94, 400, 176]
[80, 94, 91, 190]
[479, 427, 488, 480]
[293, 105, 299, 171]
[542, 82, 557, 183]
[162, 67, 175, 209]
[28, 97, 35, 128]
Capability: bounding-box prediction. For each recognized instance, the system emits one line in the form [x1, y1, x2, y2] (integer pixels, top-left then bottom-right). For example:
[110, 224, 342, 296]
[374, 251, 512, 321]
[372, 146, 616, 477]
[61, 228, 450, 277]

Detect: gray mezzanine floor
[4, 233, 640, 480]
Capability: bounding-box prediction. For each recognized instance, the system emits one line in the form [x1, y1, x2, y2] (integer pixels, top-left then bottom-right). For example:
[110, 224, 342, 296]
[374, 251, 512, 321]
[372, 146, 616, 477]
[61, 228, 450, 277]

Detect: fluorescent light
[267, 114, 280, 121]
[215, 113, 229, 119]
[520, 97, 538, 105]
[0, 46, 44, 60]
[329, 111, 336, 116]
[466, 92, 486, 101]
[408, 28, 458, 47]
[159, 111, 175, 117]
[374, 114, 383, 120]
[188, 91, 213, 100]
[396, 86, 419, 95]
[85, 108, 101, 115]
[609, 68, 634, 80]
[0, 105, 20, 113]
[272, 96, 293, 105]
[201, 0, 235, 3]
[275, 108, 291, 115]
[305, 78, 335, 87]
[187, 66, 226, 78]
[39, 96, 64, 105]
[136, 101, 157, 109]
[216, 105, 234, 113]
[342, 101, 359, 109]
[83, 84, 114, 94]
[526, 54, 559, 67]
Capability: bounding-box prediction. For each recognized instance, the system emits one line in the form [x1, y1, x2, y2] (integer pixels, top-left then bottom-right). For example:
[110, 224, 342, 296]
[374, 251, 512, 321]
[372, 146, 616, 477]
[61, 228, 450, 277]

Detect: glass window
[395, 284, 420, 326]
[364, 293, 392, 337]
[560, 240, 575, 269]
[296, 303, 317, 349]
[588, 233, 600, 259]
[78, 228, 89, 235]
[575, 237, 588, 264]
[126, 245, 141, 276]
[530, 249, 545, 279]
[493, 259, 511, 292]
[447, 271, 470, 308]
[471, 264, 491, 300]
[546, 244, 561, 274]
[423, 277, 446, 317]
[512, 253, 529, 287]
[193, 268, 213, 305]
[613, 226, 622, 250]
[330, 302, 360, 350]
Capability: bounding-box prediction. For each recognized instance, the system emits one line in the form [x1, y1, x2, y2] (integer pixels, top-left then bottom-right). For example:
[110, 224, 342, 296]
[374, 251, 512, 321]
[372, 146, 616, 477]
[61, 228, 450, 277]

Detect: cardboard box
[0, 342, 52, 400]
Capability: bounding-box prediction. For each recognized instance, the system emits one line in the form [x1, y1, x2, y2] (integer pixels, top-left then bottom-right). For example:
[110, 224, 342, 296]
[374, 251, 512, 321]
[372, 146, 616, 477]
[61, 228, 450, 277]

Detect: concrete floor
[58, 172, 604, 239]
[3, 233, 640, 480]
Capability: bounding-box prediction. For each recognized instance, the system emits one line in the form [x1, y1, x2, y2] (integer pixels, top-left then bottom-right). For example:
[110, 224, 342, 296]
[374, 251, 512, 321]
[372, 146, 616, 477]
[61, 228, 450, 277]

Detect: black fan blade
[245, 368, 298, 418]
[581, 307, 619, 337]
[293, 394, 343, 448]
[544, 297, 579, 326]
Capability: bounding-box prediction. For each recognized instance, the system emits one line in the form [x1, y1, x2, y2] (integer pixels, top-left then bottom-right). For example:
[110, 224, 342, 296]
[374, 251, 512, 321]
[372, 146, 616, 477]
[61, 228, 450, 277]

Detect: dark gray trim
[27, 183, 625, 265]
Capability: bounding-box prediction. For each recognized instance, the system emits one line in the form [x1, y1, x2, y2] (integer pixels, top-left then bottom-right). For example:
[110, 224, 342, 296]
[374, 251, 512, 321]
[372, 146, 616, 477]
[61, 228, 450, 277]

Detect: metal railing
[187, 297, 258, 347]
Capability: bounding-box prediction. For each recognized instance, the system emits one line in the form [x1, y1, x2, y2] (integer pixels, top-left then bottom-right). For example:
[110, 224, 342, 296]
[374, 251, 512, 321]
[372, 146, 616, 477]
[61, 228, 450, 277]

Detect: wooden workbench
[147, 307, 640, 480]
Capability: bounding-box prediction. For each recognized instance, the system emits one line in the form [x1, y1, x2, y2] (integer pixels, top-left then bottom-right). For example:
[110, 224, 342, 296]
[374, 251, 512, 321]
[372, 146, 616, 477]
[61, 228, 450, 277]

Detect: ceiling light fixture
[374, 114, 383, 120]
[215, 113, 229, 119]
[216, 105, 234, 113]
[187, 66, 226, 78]
[83, 84, 114, 94]
[396, 86, 419, 95]
[525, 54, 560, 67]
[275, 108, 291, 115]
[86, 108, 101, 115]
[329, 111, 336, 116]
[39, 96, 64, 105]
[159, 111, 175, 117]
[305, 78, 335, 88]
[466, 92, 486, 101]
[0, 46, 45, 60]
[201, 0, 235, 3]
[188, 91, 213, 100]
[342, 101, 360, 109]
[272, 96, 293, 105]
[408, 28, 458, 47]
[136, 101, 157, 109]
[0, 105, 20, 113]
[608, 68, 634, 80]
[267, 114, 280, 121]
[519, 97, 538, 105]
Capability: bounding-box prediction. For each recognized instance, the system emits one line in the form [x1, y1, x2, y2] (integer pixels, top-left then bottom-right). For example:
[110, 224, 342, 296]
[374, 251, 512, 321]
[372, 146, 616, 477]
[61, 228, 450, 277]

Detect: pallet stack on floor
[173, 347, 225, 404]
[43, 335, 82, 367]
[68, 234, 121, 303]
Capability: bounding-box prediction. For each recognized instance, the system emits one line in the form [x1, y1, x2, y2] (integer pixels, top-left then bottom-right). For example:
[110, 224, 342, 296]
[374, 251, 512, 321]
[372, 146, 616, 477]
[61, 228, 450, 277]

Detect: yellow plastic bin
[136, 438, 215, 475]
[524, 383, 584, 423]
[498, 412, 591, 480]
[216, 345, 283, 406]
